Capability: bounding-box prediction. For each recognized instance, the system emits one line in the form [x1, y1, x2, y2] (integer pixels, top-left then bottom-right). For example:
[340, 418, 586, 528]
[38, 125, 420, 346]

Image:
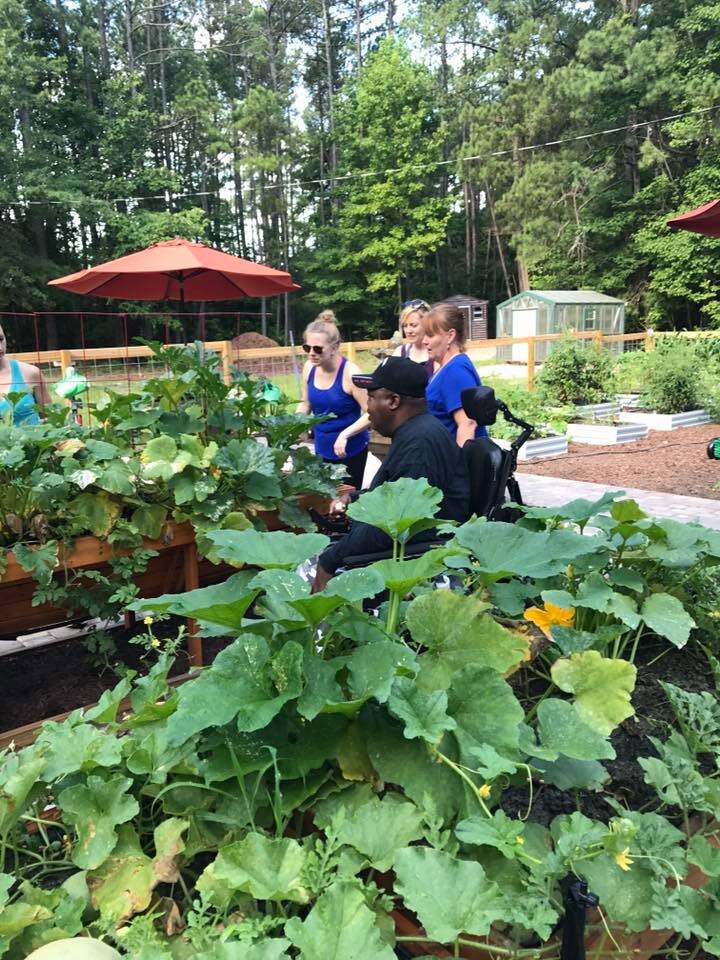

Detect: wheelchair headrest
[461, 385, 499, 426]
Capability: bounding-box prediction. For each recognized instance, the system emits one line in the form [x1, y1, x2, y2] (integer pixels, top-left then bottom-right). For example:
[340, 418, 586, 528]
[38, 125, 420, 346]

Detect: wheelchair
[313, 385, 535, 571]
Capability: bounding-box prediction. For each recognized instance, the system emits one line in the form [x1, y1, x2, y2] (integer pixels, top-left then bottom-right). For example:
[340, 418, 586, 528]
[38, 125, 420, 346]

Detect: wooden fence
[8, 328, 718, 393]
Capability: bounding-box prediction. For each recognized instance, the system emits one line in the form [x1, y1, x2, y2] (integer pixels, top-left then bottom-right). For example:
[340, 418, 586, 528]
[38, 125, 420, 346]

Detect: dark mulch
[502, 641, 714, 826]
[518, 422, 720, 499]
[0, 619, 232, 734]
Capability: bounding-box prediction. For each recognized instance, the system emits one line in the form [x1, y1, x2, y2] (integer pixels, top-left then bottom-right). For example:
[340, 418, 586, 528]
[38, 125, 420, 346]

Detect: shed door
[511, 308, 537, 362]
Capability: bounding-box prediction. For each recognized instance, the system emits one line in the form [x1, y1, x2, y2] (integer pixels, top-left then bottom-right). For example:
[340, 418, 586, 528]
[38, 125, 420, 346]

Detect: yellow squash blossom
[615, 847, 633, 872]
[524, 601, 575, 639]
[478, 783, 492, 799]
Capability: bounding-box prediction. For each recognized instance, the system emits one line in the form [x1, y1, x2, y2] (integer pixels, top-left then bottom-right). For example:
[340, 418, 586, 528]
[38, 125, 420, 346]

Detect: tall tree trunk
[354, 0, 362, 68]
[385, 0, 396, 34]
[98, 0, 110, 75]
[232, 127, 248, 255]
[321, 0, 337, 213]
[486, 182, 512, 300]
[124, 0, 136, 94]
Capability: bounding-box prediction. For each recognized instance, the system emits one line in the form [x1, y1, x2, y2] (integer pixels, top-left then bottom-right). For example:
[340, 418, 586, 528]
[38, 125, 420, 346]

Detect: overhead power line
[2, 104, 717, 208]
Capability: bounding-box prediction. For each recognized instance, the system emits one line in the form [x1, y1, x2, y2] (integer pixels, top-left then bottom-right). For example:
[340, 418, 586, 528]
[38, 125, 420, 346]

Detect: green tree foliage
[2, 0, 720, 344]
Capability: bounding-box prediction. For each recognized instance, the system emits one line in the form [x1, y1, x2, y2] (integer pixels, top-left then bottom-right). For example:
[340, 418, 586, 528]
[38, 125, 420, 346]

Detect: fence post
[221, 340, 232, 386]
[526, 338, 536, 391]
[644, 329, 655, 353]
[345, 341, 357, 364]
[59, 349, 72, 376]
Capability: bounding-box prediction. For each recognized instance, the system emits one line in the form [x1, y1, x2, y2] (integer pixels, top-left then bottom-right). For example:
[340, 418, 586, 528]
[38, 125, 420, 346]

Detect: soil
[0, 619, 232, 734]
[231, 332, 280, 349]
[502, 641, 714, 827]
[518, 422, 720, 500]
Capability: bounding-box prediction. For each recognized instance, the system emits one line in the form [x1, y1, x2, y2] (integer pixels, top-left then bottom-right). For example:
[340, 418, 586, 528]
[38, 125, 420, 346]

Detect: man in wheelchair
[313, 357, 471, 591]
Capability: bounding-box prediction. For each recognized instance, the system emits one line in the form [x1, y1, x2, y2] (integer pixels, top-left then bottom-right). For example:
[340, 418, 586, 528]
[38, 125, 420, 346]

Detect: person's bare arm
[296, 361, 311, 415]
[453, 408, 477, 447]
[312, 562, 333, 593]
[24, 363, 51, 407]
[333, 362, 369, 458]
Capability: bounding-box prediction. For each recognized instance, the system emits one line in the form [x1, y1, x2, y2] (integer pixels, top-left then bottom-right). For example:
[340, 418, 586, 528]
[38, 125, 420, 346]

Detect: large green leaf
[362, 708, 467, 823]
[58, 775, 139, 869]
[641, 593, 696, 648]
[456, 810, 527, 859]
[69, 492, 122, 537]
[408, 591, 529, 689]
[166, 636, 303, 744]
[454, 520, 604, 579]
[96, 461, 135, 496]
[197, 834, 309, 906]
[551, 651, 636, 735]
[323, 566, 386, 601]
[542, 575, 641, 629]
[315, 790, 424, 871]
[388, 678, 456, 744]
[131, 571, 260, 631]
[214, 438, 278, 477]
[87, 824, 154, 923]
[35, 717, 123, 780]
[448, 667, 525, 762]
[205, 529, 329, 569]
[0, 752, 47, 835]
[524, 699, 616, 761]
[393, 847, 503, 943]
[519, 491, 623, 525]
[346, 640, 416, 703]
[369, 548, 455, 594]
[346, 477, 442, 542]
[285, 882, 395, 960]
[131, 504, 168, 539]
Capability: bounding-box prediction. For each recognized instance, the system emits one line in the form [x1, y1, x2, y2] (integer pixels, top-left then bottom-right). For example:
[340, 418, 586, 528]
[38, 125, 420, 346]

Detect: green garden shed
[495, 290, 625, 362]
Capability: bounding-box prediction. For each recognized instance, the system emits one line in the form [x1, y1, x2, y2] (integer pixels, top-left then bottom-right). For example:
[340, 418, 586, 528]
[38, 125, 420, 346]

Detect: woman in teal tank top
[0, 325, 50, 425]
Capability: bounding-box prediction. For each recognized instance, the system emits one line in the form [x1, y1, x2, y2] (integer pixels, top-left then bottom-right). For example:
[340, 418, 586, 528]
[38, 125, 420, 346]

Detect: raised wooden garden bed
[0, 493, 333, 666]
[619, 408, 711, 430]
[567, 421, 649, 445]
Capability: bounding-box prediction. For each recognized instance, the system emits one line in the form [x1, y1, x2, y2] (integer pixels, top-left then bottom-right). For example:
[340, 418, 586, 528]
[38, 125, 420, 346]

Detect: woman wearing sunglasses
[297, 311, 370, 489]
[392, 299, 435, 378]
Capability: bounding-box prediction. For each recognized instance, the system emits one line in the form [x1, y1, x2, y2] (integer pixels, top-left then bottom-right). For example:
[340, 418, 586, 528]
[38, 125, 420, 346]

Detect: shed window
[582, 307, 598, 330]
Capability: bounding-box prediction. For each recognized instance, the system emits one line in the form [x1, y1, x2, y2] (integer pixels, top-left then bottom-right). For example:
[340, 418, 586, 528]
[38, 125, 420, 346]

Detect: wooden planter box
[0, 523, 217, 666]
[0, 494, 334, 661]
[567, 421, 649, 445]
[618, 408, 711, 430]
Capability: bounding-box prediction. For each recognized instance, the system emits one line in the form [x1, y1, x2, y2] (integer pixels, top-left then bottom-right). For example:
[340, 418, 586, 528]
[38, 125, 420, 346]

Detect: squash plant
[1, 480, 719, 959]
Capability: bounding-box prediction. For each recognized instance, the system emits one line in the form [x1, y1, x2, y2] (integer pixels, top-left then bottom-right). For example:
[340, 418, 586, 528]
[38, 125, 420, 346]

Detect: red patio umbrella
[48, 237, 300, 301]
[667, 199, 720, 237]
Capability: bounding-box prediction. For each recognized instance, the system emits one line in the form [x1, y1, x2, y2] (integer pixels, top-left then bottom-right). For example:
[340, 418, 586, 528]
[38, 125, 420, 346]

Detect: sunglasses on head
[401, 298, 429, 311]
[302, 343, 325, 355]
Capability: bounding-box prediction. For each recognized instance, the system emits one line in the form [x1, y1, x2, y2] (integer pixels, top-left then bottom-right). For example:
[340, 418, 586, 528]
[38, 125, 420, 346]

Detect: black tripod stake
[560, 875, 599, 960]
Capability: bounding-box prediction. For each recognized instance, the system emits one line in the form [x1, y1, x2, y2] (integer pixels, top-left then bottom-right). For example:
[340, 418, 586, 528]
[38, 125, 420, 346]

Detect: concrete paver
[519, 473, 720, 529]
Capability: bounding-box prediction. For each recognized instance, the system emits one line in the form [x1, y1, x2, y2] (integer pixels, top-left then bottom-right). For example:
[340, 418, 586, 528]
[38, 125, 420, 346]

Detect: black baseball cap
[352, 356, 428, 398]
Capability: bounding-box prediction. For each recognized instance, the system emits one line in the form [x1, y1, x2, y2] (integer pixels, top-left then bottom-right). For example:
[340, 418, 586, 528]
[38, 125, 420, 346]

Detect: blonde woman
[422, 302, 486, 446]
[297, 311, 370, 488]
[392, 298, 435, 378]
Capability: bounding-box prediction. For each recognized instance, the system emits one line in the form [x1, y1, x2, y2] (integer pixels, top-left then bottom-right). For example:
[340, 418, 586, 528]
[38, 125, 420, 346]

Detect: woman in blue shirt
[0, 324, 49, 425]
[422, 303, 486, 446]
[297, 311, 369, 489]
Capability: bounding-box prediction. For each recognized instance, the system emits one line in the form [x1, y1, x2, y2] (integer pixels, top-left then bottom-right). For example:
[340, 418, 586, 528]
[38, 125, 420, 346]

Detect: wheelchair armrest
[341, 535, 452, 569]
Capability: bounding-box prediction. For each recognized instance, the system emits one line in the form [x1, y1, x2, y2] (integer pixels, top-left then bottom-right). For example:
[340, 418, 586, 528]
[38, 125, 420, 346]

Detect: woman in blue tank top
[298, 311, 369, 489]
[0, 325, 49, 426]
[422, 302, 487, 446]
